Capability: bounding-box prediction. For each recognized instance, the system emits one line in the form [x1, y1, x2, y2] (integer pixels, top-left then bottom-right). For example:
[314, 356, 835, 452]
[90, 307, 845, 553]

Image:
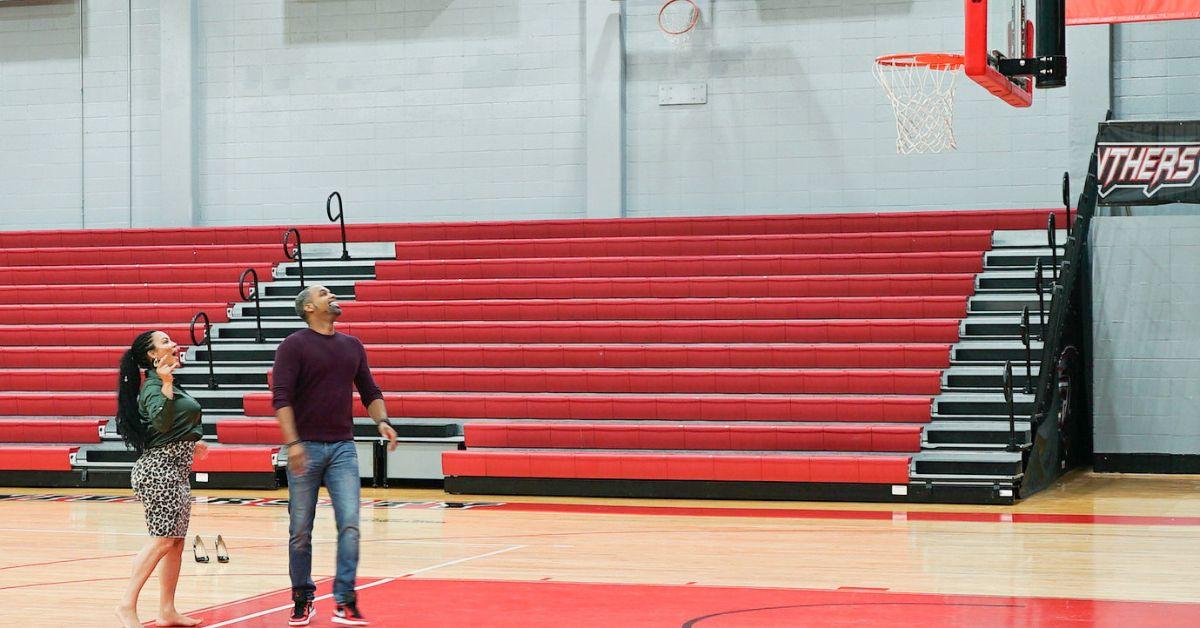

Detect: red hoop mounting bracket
[964, 0, 1034, 108]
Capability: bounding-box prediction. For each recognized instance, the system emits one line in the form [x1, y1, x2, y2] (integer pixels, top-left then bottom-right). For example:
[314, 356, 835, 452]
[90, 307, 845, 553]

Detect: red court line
[484, 501, 1200, 527]
[187, 577, 1200, 627]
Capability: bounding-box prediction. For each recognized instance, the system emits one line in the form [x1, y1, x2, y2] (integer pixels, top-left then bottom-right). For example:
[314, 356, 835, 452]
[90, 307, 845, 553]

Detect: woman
[114, 330, 208, 628]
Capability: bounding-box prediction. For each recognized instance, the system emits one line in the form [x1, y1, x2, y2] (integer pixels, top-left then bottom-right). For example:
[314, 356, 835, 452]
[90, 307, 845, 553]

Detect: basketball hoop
[659, 0, 700, 46]
[873, 53, 964, 154]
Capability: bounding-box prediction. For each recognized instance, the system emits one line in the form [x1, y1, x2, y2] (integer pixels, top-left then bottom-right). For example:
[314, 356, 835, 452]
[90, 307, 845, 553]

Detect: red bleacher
[463, 423, 922, 452]
[373, 251, 986, 280]
[245, 391, 933, 422]
[0, 446, 79, 471]
[392, 230, 996, 261]
[441, 451, 911, 484]
[355, 344, 953, 369]
[268, 367, 944, 395]
[336, 296, 969, 322]
[0, 304, 229, 326]
[328, 320, 962, 344]
[193, 447, 280, 473]
[354, 274, 978, 301]
[0, 208, 1062, 249]
[0, 208, 1064, 491]
[0, 419, 105, 443]
[216, 420, 283, 445]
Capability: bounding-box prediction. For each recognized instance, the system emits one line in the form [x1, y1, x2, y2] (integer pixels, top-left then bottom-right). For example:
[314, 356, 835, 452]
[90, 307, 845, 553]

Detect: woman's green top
[138, 372, 204, 450]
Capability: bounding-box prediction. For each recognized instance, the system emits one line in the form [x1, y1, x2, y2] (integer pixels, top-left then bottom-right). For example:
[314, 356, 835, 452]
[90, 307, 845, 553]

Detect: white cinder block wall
[623, 0, 1076, 216]
[0, 0, 159, 231]
[2, 1, 1199, 228]
[195, 0, 586, 225]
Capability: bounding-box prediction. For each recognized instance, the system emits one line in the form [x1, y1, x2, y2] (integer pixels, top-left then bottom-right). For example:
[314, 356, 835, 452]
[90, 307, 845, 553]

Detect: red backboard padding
[1068, 0, 1200, 25]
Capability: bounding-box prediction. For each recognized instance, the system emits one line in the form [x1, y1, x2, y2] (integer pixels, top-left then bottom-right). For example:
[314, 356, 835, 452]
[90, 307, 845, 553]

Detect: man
[273, 284, 398, 626]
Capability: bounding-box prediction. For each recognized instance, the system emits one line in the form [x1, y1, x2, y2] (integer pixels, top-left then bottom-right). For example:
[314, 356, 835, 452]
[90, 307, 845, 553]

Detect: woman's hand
[194, 441, 210, 460]
[153, 354, 179, 384]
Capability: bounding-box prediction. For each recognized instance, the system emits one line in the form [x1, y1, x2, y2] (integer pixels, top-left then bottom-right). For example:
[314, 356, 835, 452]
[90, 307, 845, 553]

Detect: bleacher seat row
[0, 208, 1064, 500]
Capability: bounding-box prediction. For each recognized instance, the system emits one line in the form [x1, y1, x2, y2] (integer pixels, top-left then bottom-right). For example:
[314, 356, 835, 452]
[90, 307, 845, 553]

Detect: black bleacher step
[962, 319, 1045, 337]
[86, 448, 139, 464]
[279, 265, 377, 278]
[349, 421, 459, 439]
[914, 456, 1021, 477]
[945, 370, 1038, 389]
[241, 304, 336, 318]
[261, 284, 358, 299]
[194, 345, 280, 362]
[936, 397, 1035, 416]
[969, 295, 1041, 312]
[975, 273, 1052, 291]
[176, 371, 268, 386]
[217, 326, 304, 341]
[953, 344, 1040, 362]
[924, 426, 1031, 447]
[984, 251, 1058, 268]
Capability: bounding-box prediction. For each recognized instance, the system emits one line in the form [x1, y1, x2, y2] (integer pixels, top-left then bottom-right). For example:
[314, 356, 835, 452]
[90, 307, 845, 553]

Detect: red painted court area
[188, 578, 1200, 627]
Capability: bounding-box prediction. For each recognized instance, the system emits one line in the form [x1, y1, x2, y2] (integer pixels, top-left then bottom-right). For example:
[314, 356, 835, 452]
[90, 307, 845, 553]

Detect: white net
[659, 0, 700, 47]
[873, 55, 963, 154]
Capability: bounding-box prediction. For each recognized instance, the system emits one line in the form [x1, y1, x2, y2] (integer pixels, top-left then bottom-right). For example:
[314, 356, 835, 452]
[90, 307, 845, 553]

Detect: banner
[1096, 120, 1200, 205]
[1068, 1, 1200, 25]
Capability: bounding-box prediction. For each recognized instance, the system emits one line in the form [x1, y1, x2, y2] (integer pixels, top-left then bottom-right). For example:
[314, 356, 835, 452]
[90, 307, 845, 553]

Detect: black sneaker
[288, 599, 315, 626]
[332, 600, 368, 626]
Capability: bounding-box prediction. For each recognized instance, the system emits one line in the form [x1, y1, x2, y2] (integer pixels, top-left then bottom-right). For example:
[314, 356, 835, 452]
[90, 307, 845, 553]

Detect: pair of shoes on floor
[289, 592, 369, 626]
[192, 534, 229, 563]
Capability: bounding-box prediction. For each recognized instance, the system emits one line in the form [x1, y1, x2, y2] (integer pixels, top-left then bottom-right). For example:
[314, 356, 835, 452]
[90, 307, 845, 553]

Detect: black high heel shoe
[192, 535, 210, 563]
[215, 534, 230, 563]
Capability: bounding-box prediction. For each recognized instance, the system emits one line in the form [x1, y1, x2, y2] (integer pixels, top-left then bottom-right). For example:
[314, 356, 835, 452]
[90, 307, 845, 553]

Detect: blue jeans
[287, 440, 361, 605]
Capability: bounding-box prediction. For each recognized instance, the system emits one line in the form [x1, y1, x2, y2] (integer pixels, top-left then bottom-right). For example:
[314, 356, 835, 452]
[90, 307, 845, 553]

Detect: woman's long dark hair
[115, 331, 157, 453]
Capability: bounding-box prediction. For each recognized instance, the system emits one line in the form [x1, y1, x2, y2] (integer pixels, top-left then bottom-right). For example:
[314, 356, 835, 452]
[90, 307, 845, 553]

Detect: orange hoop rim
[875, 53, 965, 70]
[658, 0, 701, 36]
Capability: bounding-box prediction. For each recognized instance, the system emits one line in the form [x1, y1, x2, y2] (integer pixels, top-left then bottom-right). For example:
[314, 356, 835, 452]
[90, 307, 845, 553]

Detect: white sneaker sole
[331, 615, 369, 626]
[288, 609, 315, 626]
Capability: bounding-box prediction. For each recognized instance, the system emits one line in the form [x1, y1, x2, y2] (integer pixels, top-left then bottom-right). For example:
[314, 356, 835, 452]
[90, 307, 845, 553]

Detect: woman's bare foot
[155, 610, 202, 627]
[115, 604, 141, 628]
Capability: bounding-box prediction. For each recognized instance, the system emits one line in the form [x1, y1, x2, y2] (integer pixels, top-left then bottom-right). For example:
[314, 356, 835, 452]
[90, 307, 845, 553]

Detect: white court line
[0, 528, 523, 548]
[205, 544, 527, 627]
[0, 527, 280, 541]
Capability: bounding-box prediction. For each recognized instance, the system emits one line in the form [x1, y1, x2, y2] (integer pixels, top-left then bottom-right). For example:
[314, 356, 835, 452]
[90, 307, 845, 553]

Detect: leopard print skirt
[131, 440, 195, 538]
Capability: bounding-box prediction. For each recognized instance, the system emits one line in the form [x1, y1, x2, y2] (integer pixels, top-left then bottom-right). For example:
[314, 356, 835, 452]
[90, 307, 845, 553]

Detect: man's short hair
[295, 286, 314, 321]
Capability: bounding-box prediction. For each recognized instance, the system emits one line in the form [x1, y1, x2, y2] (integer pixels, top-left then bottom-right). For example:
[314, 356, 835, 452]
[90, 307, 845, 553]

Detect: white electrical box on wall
[659, 83, 708, 106]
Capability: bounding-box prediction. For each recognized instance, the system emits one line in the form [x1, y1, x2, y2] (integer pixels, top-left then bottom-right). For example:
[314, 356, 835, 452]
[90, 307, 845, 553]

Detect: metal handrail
[1034, 258, 1046, 340]
[283, 228, 305, 288]
[1019, 121, 1106, 496]
[238, 268, 265, 343]
[1062, 171, 1072, 229]
[1020, 306, 1032, 394]
[326, 191, 351, 261]
[1047, 213, 1058, 282]
[1023, 149, 1098, 470]
[1004, 361, 1017, 452]
[189, 311, 218, 390]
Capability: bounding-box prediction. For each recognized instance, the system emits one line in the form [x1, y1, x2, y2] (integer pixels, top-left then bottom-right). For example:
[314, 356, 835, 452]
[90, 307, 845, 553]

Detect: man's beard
[328, 302, 343, 316]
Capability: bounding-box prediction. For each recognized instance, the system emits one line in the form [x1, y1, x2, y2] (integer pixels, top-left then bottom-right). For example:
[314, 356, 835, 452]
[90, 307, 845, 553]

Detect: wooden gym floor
[3, 470, 1200, 626]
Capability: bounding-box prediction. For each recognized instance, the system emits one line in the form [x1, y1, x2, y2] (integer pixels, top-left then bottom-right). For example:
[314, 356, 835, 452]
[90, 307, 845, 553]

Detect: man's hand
[378, 422, 398, 451]
[287, 442, 308, 475]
